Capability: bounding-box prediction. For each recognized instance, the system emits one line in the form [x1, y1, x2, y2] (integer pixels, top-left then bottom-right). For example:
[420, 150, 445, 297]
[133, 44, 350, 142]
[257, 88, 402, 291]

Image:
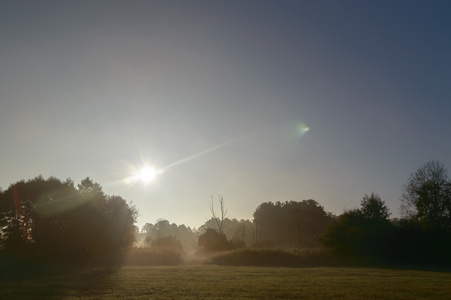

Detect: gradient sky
[1, 1, 450, 230]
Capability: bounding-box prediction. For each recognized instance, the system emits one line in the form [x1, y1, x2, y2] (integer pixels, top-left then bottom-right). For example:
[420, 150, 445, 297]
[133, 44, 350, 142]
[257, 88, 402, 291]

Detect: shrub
[198, 228, 231, 252]
[209, 248, 342, 267]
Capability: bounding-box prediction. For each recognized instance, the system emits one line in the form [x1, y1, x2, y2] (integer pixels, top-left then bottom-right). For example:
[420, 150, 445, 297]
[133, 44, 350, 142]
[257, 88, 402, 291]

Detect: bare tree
[209, 195, 229, 233]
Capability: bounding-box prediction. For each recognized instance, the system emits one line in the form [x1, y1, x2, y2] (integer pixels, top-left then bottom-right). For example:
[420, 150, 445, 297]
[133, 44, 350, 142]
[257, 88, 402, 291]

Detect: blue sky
[1, 1, 450, 229]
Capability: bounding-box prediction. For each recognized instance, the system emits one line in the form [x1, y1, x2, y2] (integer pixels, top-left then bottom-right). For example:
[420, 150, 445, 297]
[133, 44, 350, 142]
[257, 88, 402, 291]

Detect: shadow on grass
[0, 253, 118, 299]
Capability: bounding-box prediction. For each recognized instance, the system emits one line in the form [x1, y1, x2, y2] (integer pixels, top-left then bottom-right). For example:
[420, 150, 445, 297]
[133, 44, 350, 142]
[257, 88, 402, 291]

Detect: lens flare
[297, 122, 310, 136]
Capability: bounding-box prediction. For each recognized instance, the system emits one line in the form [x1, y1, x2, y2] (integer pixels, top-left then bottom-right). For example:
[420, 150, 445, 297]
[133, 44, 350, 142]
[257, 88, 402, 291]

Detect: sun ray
[161, 138, 240, 172]
[103, 137, 242, 188]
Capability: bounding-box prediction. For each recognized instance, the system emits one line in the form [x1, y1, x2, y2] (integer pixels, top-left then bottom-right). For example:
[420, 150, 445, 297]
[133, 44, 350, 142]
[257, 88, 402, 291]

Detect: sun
[137, 166, 159, 183]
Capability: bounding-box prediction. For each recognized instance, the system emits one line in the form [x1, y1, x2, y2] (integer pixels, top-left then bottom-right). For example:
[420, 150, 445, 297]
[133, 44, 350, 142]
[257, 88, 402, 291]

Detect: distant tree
[361, 192, 390, 222]
[253, 201, 288, 246]
[197, 218, 219, 234]
[154, 219, 171, 238]
[141, 223, 155, 235]
[209, 195, 229, 233]
[230, 219, 254, 247]
[198, 218, 254, 247]
[253, 200, 333, 248]
[401, 160, 451, 230]
[286, 200, 334, 247]
[137, 220, 198, 255]
[176, 224, 198, 255]
[321, 193, 391, 257]
[321, 209, 367, 255]
[198, 228, 230, 252]
[151, 235, 183, 254]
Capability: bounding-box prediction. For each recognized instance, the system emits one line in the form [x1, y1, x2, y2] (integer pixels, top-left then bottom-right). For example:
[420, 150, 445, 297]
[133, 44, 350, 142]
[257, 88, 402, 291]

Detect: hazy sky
[1, 1, 450, 230]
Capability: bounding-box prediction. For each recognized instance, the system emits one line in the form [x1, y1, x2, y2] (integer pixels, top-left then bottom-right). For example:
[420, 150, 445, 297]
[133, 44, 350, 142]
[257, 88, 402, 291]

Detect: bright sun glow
[138, 166, 159, 183]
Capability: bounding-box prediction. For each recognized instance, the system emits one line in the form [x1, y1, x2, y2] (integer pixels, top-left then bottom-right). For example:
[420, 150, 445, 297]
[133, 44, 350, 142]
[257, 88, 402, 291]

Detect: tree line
[196, 160, 450, 264]
[1, 160, 450, 265]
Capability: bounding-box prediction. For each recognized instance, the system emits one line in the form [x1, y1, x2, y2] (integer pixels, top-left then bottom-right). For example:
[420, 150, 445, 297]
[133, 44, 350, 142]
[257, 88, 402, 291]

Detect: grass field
[1, 262, 451, 299]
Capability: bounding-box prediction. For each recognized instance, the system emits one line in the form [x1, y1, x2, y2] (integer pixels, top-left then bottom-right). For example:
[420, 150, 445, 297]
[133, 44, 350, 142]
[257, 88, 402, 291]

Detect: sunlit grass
[1, 262, 450, 299]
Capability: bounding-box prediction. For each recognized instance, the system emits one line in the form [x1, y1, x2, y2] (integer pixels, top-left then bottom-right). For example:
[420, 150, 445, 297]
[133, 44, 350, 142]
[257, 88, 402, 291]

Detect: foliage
[253, 200, 333, 248]
[198, 218, 254, 247]
[383, 219, 451, 264]
[138, 219, 198, 255]
[361, 192, 391, 221]
[198, 228, 231, 252]
[210, 248, 301, 266]
[321, 193, 391, 257]
[401, 160, 451, 230]
[322, 189, 451, 264]
[0, 176, 138, 264]
[209, 248, 344, 267]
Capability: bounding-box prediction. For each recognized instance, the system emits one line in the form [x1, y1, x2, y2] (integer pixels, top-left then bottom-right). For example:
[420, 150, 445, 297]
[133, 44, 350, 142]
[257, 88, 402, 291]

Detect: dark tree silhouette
[321, 193, 391, 257]
[198, 228, 230, 252]
[253, 200, 333, 248]
[401, 160, 451, 230]
[361, 192, 391, 221]
[0, 176, 138, 264]
[287, 200, 334, 247]
[321, 209, 367, 255]
[253, 201, 287, 246]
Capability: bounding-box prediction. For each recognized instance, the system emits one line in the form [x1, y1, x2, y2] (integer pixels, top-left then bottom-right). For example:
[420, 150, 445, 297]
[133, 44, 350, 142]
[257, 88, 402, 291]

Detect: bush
[383, 221, 451, 265]
[209, 248, 342, 267]
[198, 228, 231, 252]
[321, 209, 392, 257]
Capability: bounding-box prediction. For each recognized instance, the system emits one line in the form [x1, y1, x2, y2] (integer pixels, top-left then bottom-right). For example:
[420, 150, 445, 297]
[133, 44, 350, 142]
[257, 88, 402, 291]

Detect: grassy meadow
[1, 261, 451, 299]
